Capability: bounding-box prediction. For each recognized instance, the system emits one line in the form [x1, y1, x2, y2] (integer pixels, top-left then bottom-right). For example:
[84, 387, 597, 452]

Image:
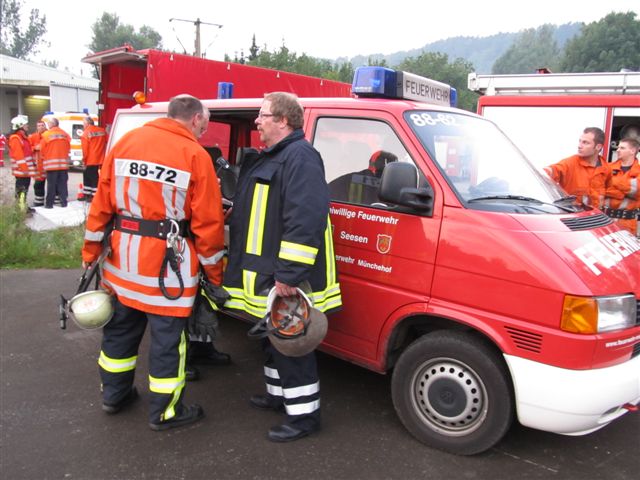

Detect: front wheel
[391, 331, 514, 455]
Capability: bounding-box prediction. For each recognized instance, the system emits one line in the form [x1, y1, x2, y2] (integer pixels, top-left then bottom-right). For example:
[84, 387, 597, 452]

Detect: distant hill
[347, 22, 583, 73]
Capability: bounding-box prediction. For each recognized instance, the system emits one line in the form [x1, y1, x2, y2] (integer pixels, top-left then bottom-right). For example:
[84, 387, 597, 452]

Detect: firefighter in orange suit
[28, 120, 47, 207]
[545, 127, 611, 208]
[82, 95, 225, 431]
[81, 116, 108, 202]
[603, 137, 640, 237]
[40, 117, 71, 208]
[8, 115, 36, 206]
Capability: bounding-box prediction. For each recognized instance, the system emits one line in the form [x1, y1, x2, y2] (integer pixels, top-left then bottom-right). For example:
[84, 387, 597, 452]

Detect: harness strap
[603, 207, 640, 220]
[114, 214, 190, 239]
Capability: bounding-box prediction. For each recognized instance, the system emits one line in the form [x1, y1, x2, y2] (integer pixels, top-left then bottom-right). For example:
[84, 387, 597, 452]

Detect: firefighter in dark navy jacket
[224, 92, 342, 442]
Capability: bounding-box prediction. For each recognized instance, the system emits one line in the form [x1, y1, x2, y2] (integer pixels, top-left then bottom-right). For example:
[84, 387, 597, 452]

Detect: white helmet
[66, 290, 114, 329]
[11, 115, 28, 130]
[257, 287, 328, 357]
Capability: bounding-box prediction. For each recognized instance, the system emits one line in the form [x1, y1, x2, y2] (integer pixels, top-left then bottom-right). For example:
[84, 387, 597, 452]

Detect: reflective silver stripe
[104, 278, 196, 307]
[629, 178, 638, 198]
[286, 399, 320, 416]
[266, 384, 283, 396]
[128, 178, 142, 217]
[264, 366, 280, 379]
[246, 184, 269, 255]
[278, 241, 318, 265]
[104, 262, 198, 289]
[84, 230, 104, 242]
[198, 249, 225, 265]
[98, 351, 137, 372]
[129, 233, 141, 273]
[283, 382, 319, 399]
[115, 174, 127, 212]
[149, 376, 185, 394]
[118, 232, 130, 272]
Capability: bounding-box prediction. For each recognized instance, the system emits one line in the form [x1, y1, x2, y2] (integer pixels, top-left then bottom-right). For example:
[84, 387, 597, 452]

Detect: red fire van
[107, 67, 640, 455]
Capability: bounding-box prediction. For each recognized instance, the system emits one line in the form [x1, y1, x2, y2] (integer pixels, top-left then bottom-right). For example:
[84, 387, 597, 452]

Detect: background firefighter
[81, 95, 226, 431]
[8, 115, 36, 209]
[223, 92, 342, 442]
[28, 120, 47, 207]
[80, 116, 108, 202]
[40, 117, 71, 209]
[604, 136, 640, 237]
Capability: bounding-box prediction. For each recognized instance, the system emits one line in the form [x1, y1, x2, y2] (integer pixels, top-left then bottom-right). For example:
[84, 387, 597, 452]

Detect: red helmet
[249, 288, 328, 357]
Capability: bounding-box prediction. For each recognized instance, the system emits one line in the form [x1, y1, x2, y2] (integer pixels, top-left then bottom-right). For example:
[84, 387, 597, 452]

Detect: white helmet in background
[11, 115, 29, 130]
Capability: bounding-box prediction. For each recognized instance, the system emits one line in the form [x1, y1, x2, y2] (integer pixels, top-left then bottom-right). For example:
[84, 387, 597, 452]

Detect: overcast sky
[22, 0, 640, 76]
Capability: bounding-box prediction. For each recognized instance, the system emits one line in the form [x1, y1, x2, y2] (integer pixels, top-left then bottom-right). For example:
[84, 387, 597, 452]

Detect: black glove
[187, 290, 219, 342]
[200, 279, 230, 309]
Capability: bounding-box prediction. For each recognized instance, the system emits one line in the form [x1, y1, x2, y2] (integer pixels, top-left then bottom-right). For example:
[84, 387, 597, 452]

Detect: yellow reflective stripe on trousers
[98, 351, 137, 373]
[246, 183, 269, 256]
[149, 331, 186, 421]
[278, 241, 318, 265]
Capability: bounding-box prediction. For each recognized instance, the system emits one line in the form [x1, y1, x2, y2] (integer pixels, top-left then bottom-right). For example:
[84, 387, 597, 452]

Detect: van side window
[313, 117, 414, 208]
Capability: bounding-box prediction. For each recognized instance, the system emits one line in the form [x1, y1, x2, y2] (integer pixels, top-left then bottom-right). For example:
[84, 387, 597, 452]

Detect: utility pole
[169, 18, 223, 57]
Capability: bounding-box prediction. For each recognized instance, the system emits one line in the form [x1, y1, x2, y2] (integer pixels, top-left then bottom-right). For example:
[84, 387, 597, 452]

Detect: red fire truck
[105, 66, 640, 455]
[468, 70, 640, 170]
[82, 45, 352, 133]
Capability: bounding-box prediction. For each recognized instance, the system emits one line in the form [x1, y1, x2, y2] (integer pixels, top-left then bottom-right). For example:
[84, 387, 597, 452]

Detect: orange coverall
[604, 159, 640, 236]
[82, 117, 225, 317]
[40, 127, 71, 171]
[8, 130, 35, 178]
[81, 124, 108, 166]
[545, 154, 611, 208]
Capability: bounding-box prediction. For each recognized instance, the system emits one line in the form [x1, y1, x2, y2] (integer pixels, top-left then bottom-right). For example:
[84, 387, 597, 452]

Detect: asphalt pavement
[1, 269, 639, 480]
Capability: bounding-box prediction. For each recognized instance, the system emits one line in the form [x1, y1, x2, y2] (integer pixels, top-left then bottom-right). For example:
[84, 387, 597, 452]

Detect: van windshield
[405, 110, 581, 214]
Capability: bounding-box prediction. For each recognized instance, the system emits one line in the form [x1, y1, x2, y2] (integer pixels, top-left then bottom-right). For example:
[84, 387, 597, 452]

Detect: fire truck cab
[107, 67, 640, 455]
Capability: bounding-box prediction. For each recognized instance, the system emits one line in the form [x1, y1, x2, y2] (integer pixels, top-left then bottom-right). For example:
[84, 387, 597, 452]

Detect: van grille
[561, 213, 613, 231]
[505, 326, 542, 353]
[632, 342, 640, 359]
[636, 299, 640, 326]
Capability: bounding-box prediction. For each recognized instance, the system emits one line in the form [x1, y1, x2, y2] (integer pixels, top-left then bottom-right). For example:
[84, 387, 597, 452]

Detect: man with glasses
[224, 92, 342, 442]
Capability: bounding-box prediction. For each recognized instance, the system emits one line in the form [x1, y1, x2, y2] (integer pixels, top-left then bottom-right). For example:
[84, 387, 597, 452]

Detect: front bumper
[505, 353, 640, 435]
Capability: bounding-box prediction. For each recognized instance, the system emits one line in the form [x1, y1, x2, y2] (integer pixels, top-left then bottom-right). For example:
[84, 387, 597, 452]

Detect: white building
[0, 54, 98, 135]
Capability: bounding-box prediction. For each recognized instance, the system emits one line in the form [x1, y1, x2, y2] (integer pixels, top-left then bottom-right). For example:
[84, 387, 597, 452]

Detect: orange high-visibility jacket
[40, 127, 70, 171]
[604, 159, 640, 236]
[544, 154, 611, 208]
[81, 124, 108, 166]
[82, 117, 225, 317]
[28, 132, 46, 181]
[9, 130, 35, 178]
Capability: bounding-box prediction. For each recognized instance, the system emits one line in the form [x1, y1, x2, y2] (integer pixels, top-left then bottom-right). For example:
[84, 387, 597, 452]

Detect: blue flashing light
[352, 66, 398, 98]
[217, 82, 234, 99]
[352, 66, 456, 107]
[82, 107, 89, 114]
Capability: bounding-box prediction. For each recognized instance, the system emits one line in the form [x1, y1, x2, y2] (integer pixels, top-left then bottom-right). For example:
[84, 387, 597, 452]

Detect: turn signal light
[561, 295, 597, 334]
[133, 91, 146, 104]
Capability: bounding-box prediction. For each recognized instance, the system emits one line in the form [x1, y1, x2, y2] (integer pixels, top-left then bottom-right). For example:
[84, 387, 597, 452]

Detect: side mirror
[379, 162, 434, 215]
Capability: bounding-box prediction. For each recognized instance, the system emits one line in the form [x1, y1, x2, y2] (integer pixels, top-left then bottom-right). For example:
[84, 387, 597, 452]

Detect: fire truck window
[313, 117, 414, 208]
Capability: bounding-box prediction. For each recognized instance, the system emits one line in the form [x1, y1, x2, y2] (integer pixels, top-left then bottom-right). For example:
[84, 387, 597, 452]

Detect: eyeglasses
[257, 112, 275, 119]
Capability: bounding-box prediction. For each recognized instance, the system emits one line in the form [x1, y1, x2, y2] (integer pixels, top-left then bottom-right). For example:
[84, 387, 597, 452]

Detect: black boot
[188, 341, 231, 366]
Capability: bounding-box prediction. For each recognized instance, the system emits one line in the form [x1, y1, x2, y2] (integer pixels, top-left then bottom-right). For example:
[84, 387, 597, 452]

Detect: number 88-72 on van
[108, 66, 640, 455]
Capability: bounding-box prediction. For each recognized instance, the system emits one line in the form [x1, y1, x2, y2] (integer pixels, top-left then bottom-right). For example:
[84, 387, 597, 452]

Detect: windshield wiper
[468, 195, 575, 213]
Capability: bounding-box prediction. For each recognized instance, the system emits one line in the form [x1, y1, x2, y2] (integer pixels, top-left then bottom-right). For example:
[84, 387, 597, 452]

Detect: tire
[391, 330, 514, 455]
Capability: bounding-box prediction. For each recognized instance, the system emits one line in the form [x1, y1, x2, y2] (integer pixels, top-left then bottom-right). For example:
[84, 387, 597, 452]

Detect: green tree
[492, 25, 560, 74]
[88, 12, 162, 53]
[397, 52, 478, 112]
[560, 11, 640, 72]
[0, 0, 47, 59]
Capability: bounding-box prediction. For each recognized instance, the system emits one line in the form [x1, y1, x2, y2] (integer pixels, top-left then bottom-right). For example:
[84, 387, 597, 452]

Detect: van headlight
[560, 294, 637, 334]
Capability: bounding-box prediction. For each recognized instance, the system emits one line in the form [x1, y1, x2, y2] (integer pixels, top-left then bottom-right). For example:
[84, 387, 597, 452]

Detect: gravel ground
[0, 163, 83, 206]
